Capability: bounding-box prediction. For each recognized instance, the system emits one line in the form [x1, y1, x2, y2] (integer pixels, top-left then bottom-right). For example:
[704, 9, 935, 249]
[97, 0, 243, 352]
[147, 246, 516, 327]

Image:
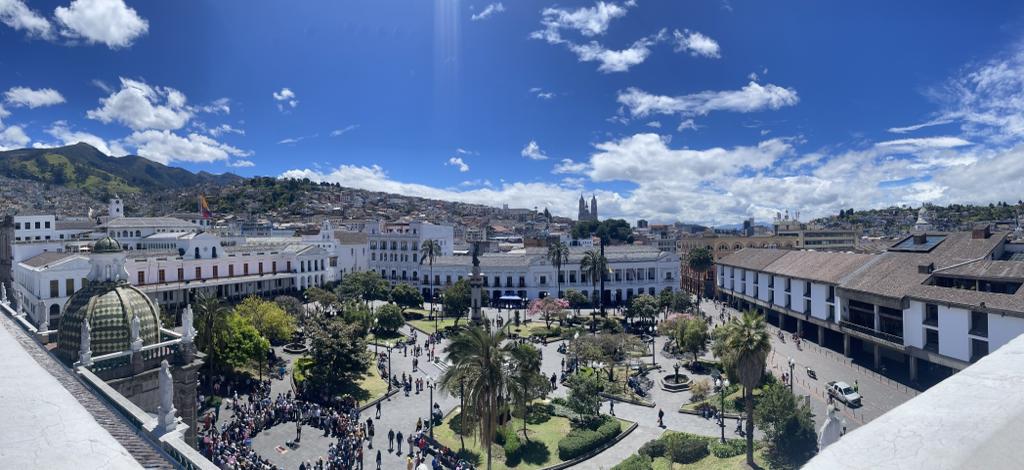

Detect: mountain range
[0, 143, 243, 197]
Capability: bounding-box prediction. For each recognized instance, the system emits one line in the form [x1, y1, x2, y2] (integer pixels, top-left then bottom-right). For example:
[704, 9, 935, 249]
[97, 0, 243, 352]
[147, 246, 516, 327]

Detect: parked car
[827, 381, 862, 407]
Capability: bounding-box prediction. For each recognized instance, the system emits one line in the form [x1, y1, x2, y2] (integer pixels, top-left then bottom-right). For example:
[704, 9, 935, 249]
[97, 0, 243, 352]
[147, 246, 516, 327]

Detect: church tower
[578, 194, 589, 221]
[108, 195, 124, 219]
[590, 194, 598, 221]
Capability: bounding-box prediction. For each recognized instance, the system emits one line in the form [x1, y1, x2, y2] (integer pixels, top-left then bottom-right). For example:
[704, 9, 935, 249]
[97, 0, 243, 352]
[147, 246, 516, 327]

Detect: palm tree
[718, 310, 771, 466]
[580, 248, 607, 331]
[505, 342, 548, 441]
[687, 246, 714, 310]
[194, 291, 230, 393]
[440, 326, 508, 470]
[420, 239, 442, 319]
[547, 241, 569, 300]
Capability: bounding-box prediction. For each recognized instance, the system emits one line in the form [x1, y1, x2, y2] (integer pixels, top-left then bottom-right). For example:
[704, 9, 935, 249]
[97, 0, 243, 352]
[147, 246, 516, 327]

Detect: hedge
[710, 439, 746, 458]
[666, 434, 709, 464]
[502, 427, 522, 461]
[557, 416, 622, 460]
[638, 438, 666, 458]
[611, 454, 653, 470]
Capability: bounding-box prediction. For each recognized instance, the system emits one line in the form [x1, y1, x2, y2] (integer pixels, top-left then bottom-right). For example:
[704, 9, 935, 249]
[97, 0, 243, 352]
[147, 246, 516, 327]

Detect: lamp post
[386, 346, 393, 399]
[717, 376, 726, 443]
[788, 357, 795, 392]
[459, 379, 465, 452]
[428, 380, 436, 439]
[373, 318, 379, 356]
[651, 337, 657, 368]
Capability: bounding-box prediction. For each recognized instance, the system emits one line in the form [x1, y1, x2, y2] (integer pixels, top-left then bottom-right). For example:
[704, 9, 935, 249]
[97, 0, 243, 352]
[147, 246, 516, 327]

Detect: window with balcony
[803, 282, 811, 298]
[195, 267, 202, 279]
[243, 264, 249, 275]
[66, 278, 75, 296]
[924, 303, 939, 326]
[970, 311, 988, 337]
[50, 280, 59, 297]
[784, 278, 791, 293]
[506, 276, 513, 287]
[159, 269, 165, 283]
[178, 267, 185, 280]
[446, 275, 452, 285]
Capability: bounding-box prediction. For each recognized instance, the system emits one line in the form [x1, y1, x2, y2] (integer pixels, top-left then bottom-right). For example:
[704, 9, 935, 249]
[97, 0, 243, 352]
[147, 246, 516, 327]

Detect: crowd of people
[198, 379, 371, 469]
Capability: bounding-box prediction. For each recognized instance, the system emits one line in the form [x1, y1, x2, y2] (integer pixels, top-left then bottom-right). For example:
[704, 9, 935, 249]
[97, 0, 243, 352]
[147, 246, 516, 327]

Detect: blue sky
[2, 0, 1024, 225]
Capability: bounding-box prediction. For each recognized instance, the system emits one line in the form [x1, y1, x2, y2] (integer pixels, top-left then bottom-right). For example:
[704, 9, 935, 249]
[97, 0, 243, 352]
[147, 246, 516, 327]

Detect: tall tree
[626, 294, 659, 332]
[580, 248, 607, 330]
[305, 286, 338, 319]
[687, 247, 714, 309]
[755, 382, 817, 466]
[374, 303, 405, 333]
[505, 343, 551, 441]
[547, 241, 569, 299]
[443, 279, 472, 327]
[528, 297, 568, 328]
[234, 296, 296, 344]
[564, 289, 587, 316]
[390, 283, 424, 313]
[718, 311, 772, 466]
[677, 316, 708, 365]
[307, 318, 371, 400]
[439, 327, 508, 470]
[420, 239, 443, 319]
[220, 312, 270, 371]
[194, 292, 230, 392]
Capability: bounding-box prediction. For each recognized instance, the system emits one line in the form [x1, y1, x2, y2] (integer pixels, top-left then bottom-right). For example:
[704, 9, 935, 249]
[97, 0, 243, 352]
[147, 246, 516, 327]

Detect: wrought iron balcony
[840, 320, 904, 346]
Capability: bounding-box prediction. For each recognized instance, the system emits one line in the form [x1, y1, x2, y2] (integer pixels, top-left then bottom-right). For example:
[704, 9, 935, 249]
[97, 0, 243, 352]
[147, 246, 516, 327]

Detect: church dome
[56, 282, 162, 362]
[92, 236, 123, 254]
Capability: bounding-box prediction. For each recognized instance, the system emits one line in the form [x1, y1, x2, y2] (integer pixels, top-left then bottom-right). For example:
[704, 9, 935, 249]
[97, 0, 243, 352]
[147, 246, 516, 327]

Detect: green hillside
[0, 143, 242, 197]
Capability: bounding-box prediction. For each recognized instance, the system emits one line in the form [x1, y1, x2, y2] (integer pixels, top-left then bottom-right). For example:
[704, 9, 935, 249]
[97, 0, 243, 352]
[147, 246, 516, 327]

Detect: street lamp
[651, 337, 657, 368]
[386, 345, 393, 400]
[788, 357, 795, 392]
[428, 380, 436, 439]
[716, 376, 726, 443]
[373, 318, 379, 356]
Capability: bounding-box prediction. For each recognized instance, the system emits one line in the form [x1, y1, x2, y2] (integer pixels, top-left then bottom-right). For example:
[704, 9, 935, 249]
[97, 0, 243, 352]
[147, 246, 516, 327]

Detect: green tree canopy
[566, 371, 604, 420]
[220, 312, 270, 371]
[307, 318, 371, 400]
[677, 316, 709, 364]
[338, 271, 391, 304]
[443, 279, 472, 325]
[390, 283, 424, 312]
[274, 295, 304, 317]
[505, 343, 551, 440]
[305, 286, 338, 318]
[234, 296, 296, 344]
[374, 303, 405, 333]
[626, 294, 660, 330]
[755, 382, 818, 466]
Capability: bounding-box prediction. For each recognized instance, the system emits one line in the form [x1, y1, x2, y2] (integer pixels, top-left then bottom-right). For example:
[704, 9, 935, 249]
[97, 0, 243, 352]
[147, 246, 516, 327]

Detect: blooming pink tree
[528, 297, 569, 328]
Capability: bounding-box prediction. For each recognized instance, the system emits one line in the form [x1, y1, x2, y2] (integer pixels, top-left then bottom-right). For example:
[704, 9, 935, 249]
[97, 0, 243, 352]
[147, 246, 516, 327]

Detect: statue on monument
[157, 359, 177, 434]
[472, 241, 481, 267]
[79, 318, 93, 366]
[1, 282, 7, 304]
[39, 301, 49, 330]
[181, 304, 196, 344]
[130, 311, 143, 352]
[818, 404, 844, 451]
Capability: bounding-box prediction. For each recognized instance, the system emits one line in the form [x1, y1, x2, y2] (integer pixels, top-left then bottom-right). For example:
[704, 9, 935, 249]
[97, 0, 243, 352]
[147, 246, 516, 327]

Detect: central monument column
[470, 242, 484, 325]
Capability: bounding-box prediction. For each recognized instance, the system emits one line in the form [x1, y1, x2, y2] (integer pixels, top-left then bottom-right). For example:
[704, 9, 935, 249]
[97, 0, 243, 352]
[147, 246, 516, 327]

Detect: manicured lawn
[434, 407, 572, 470]
[651, 449, 769, 470]
[408, 318, 461, 333]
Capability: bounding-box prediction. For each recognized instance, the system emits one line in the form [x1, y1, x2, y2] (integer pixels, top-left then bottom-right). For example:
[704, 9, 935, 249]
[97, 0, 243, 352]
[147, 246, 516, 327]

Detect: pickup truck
[827, 381, 862, 407]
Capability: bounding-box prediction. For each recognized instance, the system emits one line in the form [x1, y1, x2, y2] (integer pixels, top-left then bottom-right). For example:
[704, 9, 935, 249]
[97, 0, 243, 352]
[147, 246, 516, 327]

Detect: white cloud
[530, 87, 556, 99]
[91, 78, 112, 93]
[553, 158, 589, 174]
[197, 97, 231, 115]
[446, 156, 470, 172]
[273, 87, 298, 111]
[521, 140, 549, 160]
[41, 120, 124, 155]
[677, 119, 697, 132]
[672, 29, 720, 58]
[228, 159, 255, 168]
[0, 125, 29, 150]
[645, 121, 661, 128]
[278, 134, 316, 145]
[208, 123, 244, 137]
[874, 136, 972, 151]
[618, 82, 799, 117]
[568, 32, 662, 73]
[87, 77, 192, 131]
[123, 130, 252, 164]
[533, 1, 629, 40]
[0, 0, 52, 39]
[330, 124, 359, 136]
[4, 86, 65, 108]
[887, 118, 954, 134]
[54, 0, 148, 48]
[471, 2, 504, 21]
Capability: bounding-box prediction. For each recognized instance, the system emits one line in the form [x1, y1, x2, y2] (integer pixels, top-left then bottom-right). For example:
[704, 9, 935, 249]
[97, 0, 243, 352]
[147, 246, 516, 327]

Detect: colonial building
[362, 220, 454, 292]
[677, 234, 797, 298]
[716, 226, 1024, 384]
[423, 245, 679, 306]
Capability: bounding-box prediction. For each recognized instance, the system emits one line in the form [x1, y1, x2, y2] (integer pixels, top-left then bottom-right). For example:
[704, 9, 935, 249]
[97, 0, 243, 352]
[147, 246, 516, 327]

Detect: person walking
[376, 400, 382, 419]
[367, 419, 375, 448]
[609, 397, 615, 416]
[396, 431, 404, 455]
[376, 450, 382, 470]
[296, 421, 302, 443]
[657, 408, 664, 427]
[388, 429, 395, 451]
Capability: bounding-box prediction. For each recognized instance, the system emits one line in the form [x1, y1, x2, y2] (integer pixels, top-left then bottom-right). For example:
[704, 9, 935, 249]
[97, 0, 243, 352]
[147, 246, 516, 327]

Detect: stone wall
[107, 354, 202, 447]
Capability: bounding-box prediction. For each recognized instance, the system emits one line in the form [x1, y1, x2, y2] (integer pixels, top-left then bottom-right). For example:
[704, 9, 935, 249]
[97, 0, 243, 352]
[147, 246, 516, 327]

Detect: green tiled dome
[57, 282, 161, 362]
[92, 236, 122, 254]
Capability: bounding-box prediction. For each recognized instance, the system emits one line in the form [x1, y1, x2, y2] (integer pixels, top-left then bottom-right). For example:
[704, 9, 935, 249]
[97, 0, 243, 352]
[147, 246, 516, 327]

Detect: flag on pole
[199, 194, 212, 219]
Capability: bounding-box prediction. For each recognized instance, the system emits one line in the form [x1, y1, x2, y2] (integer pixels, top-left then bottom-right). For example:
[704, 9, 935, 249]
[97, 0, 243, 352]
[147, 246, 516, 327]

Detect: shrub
[710, 439, 746, 458]
[690, 378, 711, 400]
[611, 454, 653, 470]
[557, 416, 621, 460]
[502, 427, 522, 461]
[525, 403, 554, 425]
[638, 438, 666, 458]
[661, 433, 709, 464]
